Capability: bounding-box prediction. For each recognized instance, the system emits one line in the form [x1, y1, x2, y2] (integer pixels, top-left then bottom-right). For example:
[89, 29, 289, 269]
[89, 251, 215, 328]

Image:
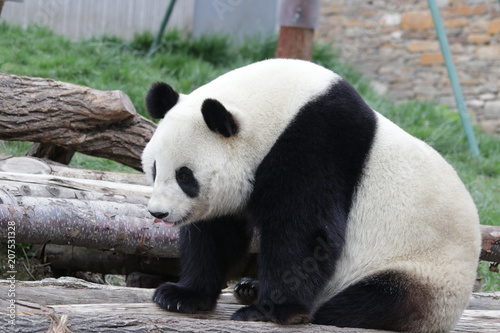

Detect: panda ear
[145, 82, 179, 119]
[201, 99, 239, 138]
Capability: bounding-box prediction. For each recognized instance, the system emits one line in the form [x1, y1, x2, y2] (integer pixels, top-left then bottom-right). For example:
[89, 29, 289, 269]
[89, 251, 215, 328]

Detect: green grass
[1, 23, 499, 289]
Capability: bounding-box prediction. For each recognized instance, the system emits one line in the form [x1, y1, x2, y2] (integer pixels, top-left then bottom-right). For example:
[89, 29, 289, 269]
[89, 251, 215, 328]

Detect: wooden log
[34, 243, 256, 283]
[0, 156, 148, 185]
[0, 73, 156, 170]
[27, 143, 75, 165]
[0, 157, 261, 262]
[36, 244, 180, 277]
[0, 155, 499, 263]
[0, 278, 498, 333]
[0, 156, 181, 258]
[0, 177, 180, 258]
[481, 225, 500, 263]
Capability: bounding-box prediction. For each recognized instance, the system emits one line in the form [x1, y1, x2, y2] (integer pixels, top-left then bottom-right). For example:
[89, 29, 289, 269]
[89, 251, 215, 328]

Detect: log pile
[0, 156, 259, 278]
[0, 155, 498, 280]
[0, 156, 177, 257]
[0, 74, 498, 279]
[0, 277, 499, 333]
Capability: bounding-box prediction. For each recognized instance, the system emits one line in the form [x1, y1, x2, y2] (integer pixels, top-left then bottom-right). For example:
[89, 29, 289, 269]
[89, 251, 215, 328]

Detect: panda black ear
[145, 82, 179, 119]
[201, 99, 239, 138]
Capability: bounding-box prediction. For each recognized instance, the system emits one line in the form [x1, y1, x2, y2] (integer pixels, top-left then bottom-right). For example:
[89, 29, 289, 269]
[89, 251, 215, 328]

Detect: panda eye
[152, 161, 157, 182]
[176, 166, 199, 198]
[176, 167, 192, 183]
[178, 172, 189, 182]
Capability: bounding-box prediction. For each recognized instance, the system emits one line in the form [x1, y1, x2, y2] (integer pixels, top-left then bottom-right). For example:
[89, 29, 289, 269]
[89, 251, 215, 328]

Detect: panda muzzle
[150, 211, 177, 228]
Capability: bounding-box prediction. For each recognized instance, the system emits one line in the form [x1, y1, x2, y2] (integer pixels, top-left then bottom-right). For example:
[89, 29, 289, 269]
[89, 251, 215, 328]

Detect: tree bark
[36, 244, 181, 277]
[0, 73, 155, 170]
[0, 278, 499, 333]
[0, 171, 180, 258]
[0, 156, 179, 258]
[480, 225, 500, 263]
[28, 143, 75, 165]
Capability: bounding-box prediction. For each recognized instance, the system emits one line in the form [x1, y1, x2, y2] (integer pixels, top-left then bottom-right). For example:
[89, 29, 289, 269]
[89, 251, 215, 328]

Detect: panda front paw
[234, 277, 259, 305]
[231, 303, 311, 325]
[153, 282, 216, 314]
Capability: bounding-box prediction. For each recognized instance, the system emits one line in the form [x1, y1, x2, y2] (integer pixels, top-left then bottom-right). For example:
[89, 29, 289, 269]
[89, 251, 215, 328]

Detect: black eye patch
[152, 161, 157, 182]
[176, 166, 199, 198]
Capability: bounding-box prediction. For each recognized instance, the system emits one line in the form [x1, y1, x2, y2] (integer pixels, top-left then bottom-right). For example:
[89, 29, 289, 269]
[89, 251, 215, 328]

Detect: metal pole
[148, 0, 177, 57]
[427, 0, 480, 157]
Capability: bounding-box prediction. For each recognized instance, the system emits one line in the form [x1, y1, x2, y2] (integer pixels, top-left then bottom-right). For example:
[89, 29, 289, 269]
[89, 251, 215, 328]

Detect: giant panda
[141, 59, 481, 332]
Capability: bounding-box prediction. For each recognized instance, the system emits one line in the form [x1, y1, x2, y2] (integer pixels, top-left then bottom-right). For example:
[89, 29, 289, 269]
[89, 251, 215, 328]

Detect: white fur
[142, 59, 341, 224]
[315, 113, 481, 332]
[143, 59, 480, 331]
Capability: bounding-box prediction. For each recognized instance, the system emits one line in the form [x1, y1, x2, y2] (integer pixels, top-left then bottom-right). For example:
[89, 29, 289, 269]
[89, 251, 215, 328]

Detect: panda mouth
[153, 213, 191, 228]
[154, 219, 176, 227]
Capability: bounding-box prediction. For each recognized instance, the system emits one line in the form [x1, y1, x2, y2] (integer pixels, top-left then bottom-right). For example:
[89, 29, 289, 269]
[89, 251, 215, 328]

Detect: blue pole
[427, 0, 480, 157]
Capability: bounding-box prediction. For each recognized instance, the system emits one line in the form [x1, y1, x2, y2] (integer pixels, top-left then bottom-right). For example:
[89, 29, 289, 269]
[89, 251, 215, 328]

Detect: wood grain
[0, 278, 498, 333]
[0, 73, 155, 170]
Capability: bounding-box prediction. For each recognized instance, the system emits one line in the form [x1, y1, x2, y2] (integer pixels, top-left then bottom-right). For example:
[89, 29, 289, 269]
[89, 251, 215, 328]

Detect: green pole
[148, 0, 177, 56]
[427, 0, 480, 157]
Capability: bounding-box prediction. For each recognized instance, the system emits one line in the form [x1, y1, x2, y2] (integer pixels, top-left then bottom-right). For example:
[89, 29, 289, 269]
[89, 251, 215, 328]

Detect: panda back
[319, 112, 481, 314]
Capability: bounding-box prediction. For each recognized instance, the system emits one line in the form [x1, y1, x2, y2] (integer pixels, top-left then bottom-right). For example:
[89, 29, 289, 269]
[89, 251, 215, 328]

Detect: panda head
[142, 59, 340, 227]
[142, 81, 252, 227]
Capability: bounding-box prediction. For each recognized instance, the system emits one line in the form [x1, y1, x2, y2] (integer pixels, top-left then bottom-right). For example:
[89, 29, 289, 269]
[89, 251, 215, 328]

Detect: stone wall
[316, 0, 500, 133]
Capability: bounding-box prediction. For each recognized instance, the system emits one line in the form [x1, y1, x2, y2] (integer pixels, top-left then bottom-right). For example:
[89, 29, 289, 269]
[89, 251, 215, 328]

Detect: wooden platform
[1, 277, 499, 332]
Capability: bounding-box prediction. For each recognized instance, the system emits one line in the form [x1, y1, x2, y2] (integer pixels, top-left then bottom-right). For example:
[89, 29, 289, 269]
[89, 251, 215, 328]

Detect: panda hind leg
[234, 277, 259, 305]
[312, 270, 431, 331]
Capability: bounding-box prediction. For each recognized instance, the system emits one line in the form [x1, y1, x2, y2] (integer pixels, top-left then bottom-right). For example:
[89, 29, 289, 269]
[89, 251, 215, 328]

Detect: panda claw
[234, 278, 259, 305]
[177, 301, 182, 311]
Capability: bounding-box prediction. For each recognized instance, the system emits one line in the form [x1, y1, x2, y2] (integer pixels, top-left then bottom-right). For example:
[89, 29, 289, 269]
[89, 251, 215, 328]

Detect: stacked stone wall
[317, 0, 500, 133]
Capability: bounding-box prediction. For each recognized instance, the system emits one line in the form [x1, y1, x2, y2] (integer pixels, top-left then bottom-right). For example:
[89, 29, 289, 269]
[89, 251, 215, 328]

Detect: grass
[1, 23, 499, 290]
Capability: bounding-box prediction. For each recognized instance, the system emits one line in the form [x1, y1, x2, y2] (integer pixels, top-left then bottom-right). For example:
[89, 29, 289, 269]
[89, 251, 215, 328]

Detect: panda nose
[150, 211, 169, 219]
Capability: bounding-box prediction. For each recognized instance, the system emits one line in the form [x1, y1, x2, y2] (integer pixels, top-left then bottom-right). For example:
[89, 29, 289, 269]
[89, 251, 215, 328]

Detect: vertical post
[148, 0, 177, 57]
[427, 0, 480, 157]
[275, 0, 321, 60]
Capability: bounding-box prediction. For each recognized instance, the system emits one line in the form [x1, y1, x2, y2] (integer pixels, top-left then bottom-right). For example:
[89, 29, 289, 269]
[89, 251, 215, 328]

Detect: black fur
[234, 277, 259, 305]
[155, 79, 385, 327]
[146, 82, 179, 119]
[201, 98, 239, 137]
[175, 166, 199, 198]
[153, 216, 251, 312]
[312, 271, 430, 331]
[152, 161, 157, 181]
[231, 79, 377, 324]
